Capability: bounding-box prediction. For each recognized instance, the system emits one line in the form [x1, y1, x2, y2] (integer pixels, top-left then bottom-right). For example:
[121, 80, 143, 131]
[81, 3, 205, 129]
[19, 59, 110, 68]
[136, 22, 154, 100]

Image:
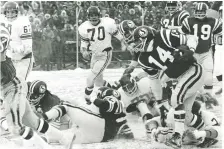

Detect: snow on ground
[0, 68, 223, 149]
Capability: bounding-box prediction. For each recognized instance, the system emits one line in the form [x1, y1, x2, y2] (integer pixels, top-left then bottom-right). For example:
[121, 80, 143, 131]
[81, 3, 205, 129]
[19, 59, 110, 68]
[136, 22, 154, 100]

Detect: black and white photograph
[0, 1, 223, 149]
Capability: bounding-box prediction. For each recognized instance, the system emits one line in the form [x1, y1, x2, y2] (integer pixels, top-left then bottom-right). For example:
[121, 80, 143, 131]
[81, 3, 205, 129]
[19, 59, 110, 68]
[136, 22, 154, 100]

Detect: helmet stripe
[29, 80, 41, 93]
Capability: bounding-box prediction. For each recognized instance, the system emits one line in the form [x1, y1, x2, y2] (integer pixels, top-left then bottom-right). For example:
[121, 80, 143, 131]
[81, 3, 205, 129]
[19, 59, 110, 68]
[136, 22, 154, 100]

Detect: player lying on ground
[148, 100, 221, 148]
[18, 81, 134, 144]
[0, 25, 75, 149]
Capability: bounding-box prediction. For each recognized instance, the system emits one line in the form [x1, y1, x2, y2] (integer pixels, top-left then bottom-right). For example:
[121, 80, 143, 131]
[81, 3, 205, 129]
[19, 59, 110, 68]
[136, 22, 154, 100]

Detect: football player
[148, 100, 221, 148]
[129, 26, 204, 148]
[181, 2, 222, 102]
[161, 1, 190, 30]
[78, 6, 124, 105]
[35, 86, 134, 144]
[118, 73, 169, 137]
[0, 25, 57, 149]
[3, 1, 33, 81]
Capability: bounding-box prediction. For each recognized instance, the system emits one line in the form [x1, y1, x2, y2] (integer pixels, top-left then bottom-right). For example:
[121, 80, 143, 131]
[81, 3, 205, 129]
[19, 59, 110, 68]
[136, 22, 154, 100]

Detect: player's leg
[167, 64, 204, 147]
[85, 51, 112, 102]
[214, 45, 222, 95]
[13, 57, 34, 81]
[202, 50, 214, 95]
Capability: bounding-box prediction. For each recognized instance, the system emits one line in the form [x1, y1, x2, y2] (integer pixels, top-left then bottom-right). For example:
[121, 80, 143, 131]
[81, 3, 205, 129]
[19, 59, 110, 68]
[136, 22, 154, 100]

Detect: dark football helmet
[27, 80, 47, 106]
[194, 2, 209, 19]
[3, 1, 19, 22]
[96, 86, 121, 100]
[0, 25, 10, 53]
[118, 20, 136, 43]
[166, 1, 181, 14]
[132, 26, 157, 52]
[119, 74, 138, 96]
[87, 6, 101, 26]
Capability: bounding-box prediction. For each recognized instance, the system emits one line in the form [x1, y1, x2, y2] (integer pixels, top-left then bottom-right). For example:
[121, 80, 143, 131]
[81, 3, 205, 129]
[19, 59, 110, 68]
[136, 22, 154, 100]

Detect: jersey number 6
[87, 26, 105, 41]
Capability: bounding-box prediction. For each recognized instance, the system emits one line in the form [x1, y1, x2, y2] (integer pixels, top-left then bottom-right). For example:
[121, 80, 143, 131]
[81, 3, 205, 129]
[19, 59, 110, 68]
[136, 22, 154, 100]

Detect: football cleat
[116, 124, 134, 140]
[215, 88, 222, 95]
[197, 137, 218, 148]
[165, 132, 182, 149]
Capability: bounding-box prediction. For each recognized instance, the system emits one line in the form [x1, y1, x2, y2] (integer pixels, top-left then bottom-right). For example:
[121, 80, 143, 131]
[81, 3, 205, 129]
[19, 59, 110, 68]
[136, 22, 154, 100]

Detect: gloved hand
[82, 50, 92, 61]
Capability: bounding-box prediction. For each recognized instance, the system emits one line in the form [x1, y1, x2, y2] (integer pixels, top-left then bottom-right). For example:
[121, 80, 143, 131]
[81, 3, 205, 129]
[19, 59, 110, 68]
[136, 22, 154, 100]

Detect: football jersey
[78, 17, 123, 56]
[182, 17, 222, 53]
[5, 16, 32, 60]
[93, 96, 128, 141]
[161, 10, 189, 29]
[137, 28, 196, 78]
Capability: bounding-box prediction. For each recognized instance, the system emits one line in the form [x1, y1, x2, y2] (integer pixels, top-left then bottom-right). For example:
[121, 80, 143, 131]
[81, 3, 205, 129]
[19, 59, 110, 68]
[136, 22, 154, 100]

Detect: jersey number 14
[148, 47, 174, 70]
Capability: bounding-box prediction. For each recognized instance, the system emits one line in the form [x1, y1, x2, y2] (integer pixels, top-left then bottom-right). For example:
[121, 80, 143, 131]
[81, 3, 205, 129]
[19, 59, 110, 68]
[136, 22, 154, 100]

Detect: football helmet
[87, 6, 101, 26]
[118, 20, 136, 43]
[194, 2, 209, 19]
[3, 1, 19, 22]
[0, 25, 10, 53]
[27, 80, 47, 106]
[132, 26, 156, 52]
[96, 86, 121, 100]
[166, 1, 181, 14]
[119, 74, 138, 96]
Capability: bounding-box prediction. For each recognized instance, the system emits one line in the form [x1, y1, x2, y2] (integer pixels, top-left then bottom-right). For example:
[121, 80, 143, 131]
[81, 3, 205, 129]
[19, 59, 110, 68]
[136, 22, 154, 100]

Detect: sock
[137, 102, 152, 119]
[0, 117, 8, 131]
[45, 105, 67, 120]
[189, 114, 205, 130]
[205, 128, 218, 139]
[85, 86, 94, 96]
[174, 108, 185, 136]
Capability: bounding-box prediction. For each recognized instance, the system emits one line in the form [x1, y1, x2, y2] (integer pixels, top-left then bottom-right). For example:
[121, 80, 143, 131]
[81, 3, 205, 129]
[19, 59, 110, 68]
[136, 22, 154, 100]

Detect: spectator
[40, 25, 54, 71]
[61, 24, 76, 53]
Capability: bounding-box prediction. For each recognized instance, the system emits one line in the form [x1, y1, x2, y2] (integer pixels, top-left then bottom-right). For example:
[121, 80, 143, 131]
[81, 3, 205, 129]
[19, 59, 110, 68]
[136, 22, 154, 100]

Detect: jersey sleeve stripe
[180, 34, 187, 45]
[111, 29, 119, 36]
[212, 19, 219, 32]
[20, 34, 32, 39]
[160, 29, 171, 48]
[182, 19, 191, 32]
[213, 19, 222, 34]
[118, 23, 124, 35]
[179, 11, 190, 25]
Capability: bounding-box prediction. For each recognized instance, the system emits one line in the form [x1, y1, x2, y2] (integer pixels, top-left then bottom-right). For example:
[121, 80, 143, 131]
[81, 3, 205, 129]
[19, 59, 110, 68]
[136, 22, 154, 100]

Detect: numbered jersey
[182, 17, 222, 53]
[94, 96, 128, 141]
[161, 10, 189, 29]
[137, 28, 195, 78]
[78, 17, 122, 56]
[5, 16, 32, 60]
[119, 77, 155, 108]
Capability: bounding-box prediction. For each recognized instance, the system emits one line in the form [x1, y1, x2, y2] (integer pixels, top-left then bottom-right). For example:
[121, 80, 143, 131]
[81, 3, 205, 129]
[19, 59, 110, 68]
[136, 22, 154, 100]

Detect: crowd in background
[0, 1, 214, 70]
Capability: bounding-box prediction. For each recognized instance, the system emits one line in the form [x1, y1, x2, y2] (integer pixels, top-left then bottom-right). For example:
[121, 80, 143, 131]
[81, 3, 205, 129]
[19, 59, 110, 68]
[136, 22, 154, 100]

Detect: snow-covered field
[0, 68, 223, 149]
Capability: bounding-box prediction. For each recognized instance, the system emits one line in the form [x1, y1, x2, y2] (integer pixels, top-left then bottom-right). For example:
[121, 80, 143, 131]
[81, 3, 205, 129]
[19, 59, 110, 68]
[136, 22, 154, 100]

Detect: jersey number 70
[87, 26, 105, 41]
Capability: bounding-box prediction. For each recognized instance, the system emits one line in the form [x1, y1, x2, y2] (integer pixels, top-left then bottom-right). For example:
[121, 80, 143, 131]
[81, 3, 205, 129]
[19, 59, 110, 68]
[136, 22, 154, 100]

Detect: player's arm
[93, 96, 123, 114]
[78, 24, 91, 60]
[178, 10, 190, 26]
[212, 19, 222, 35]
[110, 19, 124, 42]
[180, 18, 191, 34]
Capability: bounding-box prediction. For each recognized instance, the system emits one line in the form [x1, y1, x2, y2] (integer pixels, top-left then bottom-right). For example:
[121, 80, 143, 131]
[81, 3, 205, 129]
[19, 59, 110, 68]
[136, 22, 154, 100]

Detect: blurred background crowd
[0, 1, 215, 71]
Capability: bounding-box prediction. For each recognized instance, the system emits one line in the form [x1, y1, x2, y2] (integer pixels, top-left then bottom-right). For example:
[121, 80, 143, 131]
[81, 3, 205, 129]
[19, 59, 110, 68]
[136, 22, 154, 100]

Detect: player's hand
[123, 66, 135, 75]
[82, 50, 92, 61]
